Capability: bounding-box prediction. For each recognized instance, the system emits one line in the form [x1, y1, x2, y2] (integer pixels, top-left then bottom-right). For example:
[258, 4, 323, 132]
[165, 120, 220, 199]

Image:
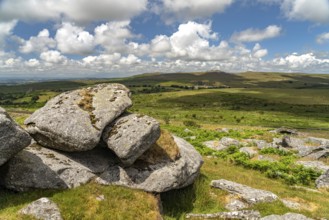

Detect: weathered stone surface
[239, 147, 258, 158]
[186, 210, 261, 219]
[260, 213, 313, 220]
[96, 136, 203, 193]
[316, 169, 329, 189]
[281, 199, 301, 210]
[25, 84, 132, 152]
[0, 144, 115, 191]
[271, 127, 298, 135]
[204, 137, 240, 151]
[282, 136, 324, 157]
[296, 161, 329, 173]
[225, 196, 249, 211]
[306, 150, 329, 160]
[102, 113, 160, 166]
[253, 140, 272, 149]
[0, 107, 31, 166]
[211, 179, 278, 204]
[19, 197, 63, 220]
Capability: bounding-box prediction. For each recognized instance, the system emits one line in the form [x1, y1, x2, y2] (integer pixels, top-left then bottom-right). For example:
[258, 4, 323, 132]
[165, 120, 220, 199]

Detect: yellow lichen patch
[78, 89, 99, 128]
[139, 129, 181, 164]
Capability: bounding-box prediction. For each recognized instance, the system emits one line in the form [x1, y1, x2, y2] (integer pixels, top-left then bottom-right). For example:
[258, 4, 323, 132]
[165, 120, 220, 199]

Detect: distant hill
[1, 71, 329, 94]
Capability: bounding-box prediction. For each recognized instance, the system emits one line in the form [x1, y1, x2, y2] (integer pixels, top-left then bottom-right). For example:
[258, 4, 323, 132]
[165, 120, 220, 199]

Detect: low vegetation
[1, 71, 329, 219]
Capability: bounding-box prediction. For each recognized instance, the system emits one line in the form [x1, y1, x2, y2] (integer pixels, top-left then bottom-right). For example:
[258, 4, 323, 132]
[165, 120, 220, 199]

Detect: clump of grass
[139, 130, 180, 164]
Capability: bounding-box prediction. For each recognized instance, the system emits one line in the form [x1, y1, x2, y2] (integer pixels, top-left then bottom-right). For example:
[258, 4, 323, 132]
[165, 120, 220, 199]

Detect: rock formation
[24, 84, 132, 152]
[0, 107, 31, 166]
[0, 83, 203, 193]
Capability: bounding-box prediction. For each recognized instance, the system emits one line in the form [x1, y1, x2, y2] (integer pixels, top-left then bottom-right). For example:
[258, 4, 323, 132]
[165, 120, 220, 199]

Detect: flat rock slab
[0, 107, 31, 166]
[296, 161, 329, 173]
[0, 144, 115, 191]
[102, 113, 160, 166]
[25, 83, 132, 152]
[211, 179, 278, 204]
[225, 196, 249, 211]
[19, 197, 63, 220]
[186, 210, 261, 219]
[260, 213, 313, 220]
[96, 136, 203, 193]
[316, 169, 329, 189]
[306, 150, 329, 160]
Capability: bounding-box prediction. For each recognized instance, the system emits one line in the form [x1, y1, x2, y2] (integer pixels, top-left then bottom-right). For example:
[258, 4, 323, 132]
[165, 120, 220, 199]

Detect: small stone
[19, 197, 63, 220]
[316, 169, 329, 189]
[96, 195, 105, 201]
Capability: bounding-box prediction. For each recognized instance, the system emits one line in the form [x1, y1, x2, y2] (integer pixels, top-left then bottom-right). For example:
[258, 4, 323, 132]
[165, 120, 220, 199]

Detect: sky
[0, 0, 329, 79]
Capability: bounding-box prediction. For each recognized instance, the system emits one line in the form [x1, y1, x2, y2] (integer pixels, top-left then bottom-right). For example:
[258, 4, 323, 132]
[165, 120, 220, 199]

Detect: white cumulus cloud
[0, 0, 147, 23]
[55, 23, 95, 55]
[0, 20, 17, 47]
[231, 25, 281, 42]
[160, 0, 234, 23]
[20, 29, 56, 53]
[281, 0, 329, 23]
[40, 50, 67, 64]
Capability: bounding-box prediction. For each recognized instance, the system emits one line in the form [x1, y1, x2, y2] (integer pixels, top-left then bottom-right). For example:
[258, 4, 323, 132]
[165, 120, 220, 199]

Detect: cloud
[272, 52, 329, 70]
[231, 25, 281, 42]
[55, 23, 95, 55]
[0, 0, 147, 23]
[40, 50, 67, 64]
[20, 29, 56, 53]
[253, 43, 268, 58]
[25, 59, 40, 67]
[317, 32, 329, 44]
[0, 20, 17, 47]
[281, 0, 329, 23]
[160, 0, 234, 23]
[94, 21, 134, 54]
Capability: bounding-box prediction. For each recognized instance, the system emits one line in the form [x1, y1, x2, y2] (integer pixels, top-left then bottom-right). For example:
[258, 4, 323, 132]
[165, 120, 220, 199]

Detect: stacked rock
[0, 83, 203, 193]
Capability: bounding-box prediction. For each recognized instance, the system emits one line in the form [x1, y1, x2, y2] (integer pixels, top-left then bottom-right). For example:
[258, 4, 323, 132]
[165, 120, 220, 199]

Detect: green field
[1, 71, 329, 219]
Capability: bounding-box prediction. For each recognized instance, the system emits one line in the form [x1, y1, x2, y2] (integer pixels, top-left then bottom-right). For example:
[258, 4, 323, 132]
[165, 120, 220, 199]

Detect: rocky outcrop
[282, 136, 326, 157]
[211, 179, 278, 204]
[316, 169, 329, 189]
[0, 135, 202, 193]
[24, 84, 132, 152]
[0, 107, 31, 166]
[260, 213, 313, 220]
[102, 113, 160, 166]
[96, 136, 203, 193]
[186, 210, 261, 219]
[19, 197, 63, 220]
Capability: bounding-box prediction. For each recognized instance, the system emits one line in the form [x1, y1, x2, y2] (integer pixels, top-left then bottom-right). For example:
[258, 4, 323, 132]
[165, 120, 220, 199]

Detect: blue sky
[0, 0, 329, 79]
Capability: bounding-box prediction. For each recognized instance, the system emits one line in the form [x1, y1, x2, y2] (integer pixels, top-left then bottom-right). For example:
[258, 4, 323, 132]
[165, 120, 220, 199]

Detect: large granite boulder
[96, 136, 203, 193]
[102, 113, 160, 166]
[24, 84, 132, 152]
[211, 179, 278, 204]
[19, 197, 63, 220]
[282, 136, 325, 157]
[0, 135, 203, 193]
[0, 144, 115, 191]
[0, 107, 31, 166]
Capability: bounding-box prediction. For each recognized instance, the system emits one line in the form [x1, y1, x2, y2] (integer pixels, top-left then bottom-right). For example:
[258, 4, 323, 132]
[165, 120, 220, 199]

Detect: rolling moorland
[1, 71, 329, 219]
